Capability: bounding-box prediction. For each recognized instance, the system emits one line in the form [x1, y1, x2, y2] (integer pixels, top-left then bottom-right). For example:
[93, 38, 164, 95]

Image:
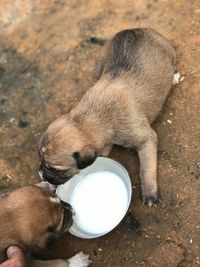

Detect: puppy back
[103, 28, 145, 77]
[99, 28, 176, 80]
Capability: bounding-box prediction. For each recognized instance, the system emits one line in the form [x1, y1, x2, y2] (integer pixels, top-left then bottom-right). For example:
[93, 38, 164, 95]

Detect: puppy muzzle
[39, 162, 74, 185]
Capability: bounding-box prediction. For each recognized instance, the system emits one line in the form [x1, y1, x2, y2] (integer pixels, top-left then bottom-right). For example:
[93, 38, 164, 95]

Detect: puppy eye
[45, 232, 58, 248]
[47, 225, 55, 232]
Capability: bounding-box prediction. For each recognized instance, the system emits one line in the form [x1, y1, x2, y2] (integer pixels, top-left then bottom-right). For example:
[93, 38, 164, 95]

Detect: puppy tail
[89, 37, 107, 46]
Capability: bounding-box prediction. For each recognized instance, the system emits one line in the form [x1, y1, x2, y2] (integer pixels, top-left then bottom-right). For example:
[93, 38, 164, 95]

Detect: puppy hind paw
[173, 71, 181, 85]
[68, 252, 91, 267]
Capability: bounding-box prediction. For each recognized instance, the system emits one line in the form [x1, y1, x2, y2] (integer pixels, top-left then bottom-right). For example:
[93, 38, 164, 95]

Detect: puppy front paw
[142, 190, 161, 207]
[68, 252, 91, 267]
[143, 193, 160, 207]
[35, 181, 56, 191]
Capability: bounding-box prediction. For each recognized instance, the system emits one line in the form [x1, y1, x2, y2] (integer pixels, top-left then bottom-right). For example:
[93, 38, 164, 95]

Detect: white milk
[70, 171, 128, 235]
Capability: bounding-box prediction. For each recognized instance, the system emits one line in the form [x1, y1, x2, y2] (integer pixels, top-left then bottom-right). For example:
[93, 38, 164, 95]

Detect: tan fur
[39, 28, 179, 206]
[0, 186, 90, 267]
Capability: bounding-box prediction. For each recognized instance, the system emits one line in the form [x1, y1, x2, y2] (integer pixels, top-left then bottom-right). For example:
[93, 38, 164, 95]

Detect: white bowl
[56, 157, 132, 239]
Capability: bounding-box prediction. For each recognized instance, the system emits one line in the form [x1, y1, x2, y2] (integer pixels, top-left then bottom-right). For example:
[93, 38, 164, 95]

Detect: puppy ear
[73, 145, 97, 169]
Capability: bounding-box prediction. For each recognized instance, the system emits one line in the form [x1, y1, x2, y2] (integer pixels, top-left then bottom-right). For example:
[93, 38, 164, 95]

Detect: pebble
[18, 119, 29, 128]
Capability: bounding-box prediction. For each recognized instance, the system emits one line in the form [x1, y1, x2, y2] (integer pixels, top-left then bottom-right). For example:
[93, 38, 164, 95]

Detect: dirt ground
[0, 0, 200, 266]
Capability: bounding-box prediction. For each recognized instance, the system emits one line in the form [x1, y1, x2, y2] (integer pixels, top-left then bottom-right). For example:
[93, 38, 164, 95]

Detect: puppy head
[7, 186, 73, 251]
[38, 115, 97, 185]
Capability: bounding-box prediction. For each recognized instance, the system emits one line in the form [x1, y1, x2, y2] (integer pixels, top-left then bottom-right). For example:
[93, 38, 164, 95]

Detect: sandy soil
[0, 0, 200, 266]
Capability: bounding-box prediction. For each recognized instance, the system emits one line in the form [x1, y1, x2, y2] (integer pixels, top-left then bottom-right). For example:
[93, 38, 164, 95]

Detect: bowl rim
[56, 157, 132, 239]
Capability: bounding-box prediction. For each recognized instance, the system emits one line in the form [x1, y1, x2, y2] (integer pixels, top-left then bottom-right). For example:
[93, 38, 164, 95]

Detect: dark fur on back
[104, 29, 145, 77]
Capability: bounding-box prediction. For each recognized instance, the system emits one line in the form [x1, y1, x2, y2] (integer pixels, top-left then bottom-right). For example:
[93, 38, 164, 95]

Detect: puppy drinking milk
[0, 185, 90, 267]
[39, 28, 180, 206]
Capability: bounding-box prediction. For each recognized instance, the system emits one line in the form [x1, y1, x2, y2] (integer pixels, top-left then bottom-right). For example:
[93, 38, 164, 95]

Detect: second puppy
[0, 185, 90, 267]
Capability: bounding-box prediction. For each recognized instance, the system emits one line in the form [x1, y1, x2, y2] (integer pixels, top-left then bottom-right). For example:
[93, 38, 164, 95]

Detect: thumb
[0, 246, 25, 267]
[7, 246, 26, 267]
[7, 246, 23, 259]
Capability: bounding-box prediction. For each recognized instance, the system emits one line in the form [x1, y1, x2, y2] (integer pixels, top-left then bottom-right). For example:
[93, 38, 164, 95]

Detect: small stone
[167, 119, 172, 124]
[179, 201, 184, 206]
[18, 119, 29, 128]
[9, 118, 15, 123]
[6, 174, 12, 181]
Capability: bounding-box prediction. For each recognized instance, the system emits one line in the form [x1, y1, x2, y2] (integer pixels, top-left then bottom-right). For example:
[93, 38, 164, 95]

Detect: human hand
[0, 246, 26, 267]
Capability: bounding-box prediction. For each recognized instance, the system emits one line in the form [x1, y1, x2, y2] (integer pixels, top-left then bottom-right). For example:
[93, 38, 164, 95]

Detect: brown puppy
[0, 186, 90, 267]
[38, 28, 180, 206]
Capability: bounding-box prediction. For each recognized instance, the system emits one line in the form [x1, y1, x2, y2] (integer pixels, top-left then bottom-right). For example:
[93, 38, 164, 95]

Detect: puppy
[0, 185, 90, 267]
[38, 28, 180, 206]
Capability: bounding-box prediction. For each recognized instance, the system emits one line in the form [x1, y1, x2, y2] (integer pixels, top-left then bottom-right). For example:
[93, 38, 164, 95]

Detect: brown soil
[0, 0, 199, 266]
